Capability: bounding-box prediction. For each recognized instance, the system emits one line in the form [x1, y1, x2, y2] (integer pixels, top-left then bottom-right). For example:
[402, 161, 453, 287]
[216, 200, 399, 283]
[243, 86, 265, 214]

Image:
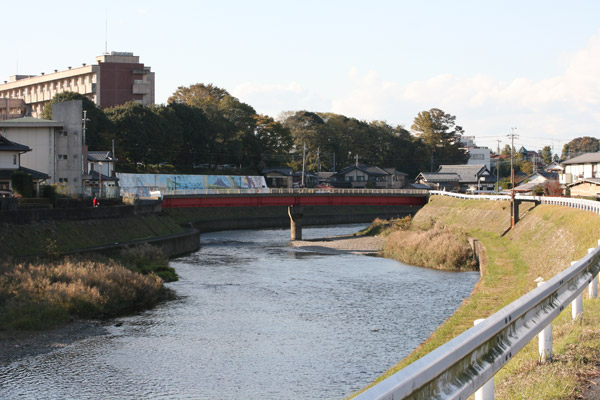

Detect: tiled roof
[262, 167, 293, 176]
[88, 151, 117, 162]
[437, 164, 488, 183]
[562, 152, 600, 165]
[568, 178, 600, 187]
[0, 135, 30, 152]
[419, 172, 460, 182]
[0, 166, 49, 180]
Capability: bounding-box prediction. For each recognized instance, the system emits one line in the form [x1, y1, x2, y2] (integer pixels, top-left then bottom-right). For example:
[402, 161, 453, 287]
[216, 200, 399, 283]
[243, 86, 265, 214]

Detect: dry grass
[383, 222, 477, 271]
[0, 255, 167, 331]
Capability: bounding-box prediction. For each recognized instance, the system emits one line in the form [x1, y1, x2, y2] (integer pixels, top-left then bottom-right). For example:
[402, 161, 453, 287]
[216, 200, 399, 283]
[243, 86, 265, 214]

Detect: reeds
[0, 250, 168, 331]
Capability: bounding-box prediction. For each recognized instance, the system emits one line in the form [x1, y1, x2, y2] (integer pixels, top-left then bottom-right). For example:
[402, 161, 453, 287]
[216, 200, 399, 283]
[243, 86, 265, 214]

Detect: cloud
[232, 81, 329, 118]
[330, 29, 600, 149]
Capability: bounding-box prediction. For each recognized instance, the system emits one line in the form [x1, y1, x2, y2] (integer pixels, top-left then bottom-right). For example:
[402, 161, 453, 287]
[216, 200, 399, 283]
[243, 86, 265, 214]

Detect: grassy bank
[358, 195, 600, 399]
[0, 214, 184, 258]
[360, 216, 477, 271]
[0, 244, 176, 331]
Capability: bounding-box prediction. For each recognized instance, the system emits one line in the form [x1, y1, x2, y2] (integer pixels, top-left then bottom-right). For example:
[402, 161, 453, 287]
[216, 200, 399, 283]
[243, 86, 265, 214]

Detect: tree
[411, 108, 468, 170]
[541, 146, 553, 164]
[562, 136, 600, 159]
[253, 115, 293, 169]
[104, 102, 167, 166]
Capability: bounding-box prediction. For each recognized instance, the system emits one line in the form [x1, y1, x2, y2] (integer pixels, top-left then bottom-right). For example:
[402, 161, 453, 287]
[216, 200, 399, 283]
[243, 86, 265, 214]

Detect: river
[0, 224, 479, 399]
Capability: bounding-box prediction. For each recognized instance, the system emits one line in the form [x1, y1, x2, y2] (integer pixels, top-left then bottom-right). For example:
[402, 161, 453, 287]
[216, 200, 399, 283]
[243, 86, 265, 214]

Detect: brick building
[0, 52, 154, 117]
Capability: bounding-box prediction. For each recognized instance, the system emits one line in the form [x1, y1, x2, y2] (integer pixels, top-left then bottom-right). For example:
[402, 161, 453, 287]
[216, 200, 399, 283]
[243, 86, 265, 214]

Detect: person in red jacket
[93, 197, 99, 207]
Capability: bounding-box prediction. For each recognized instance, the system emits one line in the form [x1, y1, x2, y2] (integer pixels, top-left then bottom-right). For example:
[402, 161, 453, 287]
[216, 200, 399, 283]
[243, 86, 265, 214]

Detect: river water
[0, 224, 479, 400]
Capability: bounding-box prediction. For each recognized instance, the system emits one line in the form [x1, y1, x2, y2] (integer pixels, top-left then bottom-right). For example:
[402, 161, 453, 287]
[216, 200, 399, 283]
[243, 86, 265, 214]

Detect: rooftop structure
[0, 52, 154, 117]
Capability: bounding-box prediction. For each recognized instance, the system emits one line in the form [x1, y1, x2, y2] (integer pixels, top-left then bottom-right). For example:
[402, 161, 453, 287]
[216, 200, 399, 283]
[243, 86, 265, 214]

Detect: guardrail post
[474, 319, 494, 400]
[571, 261, 583, 321]
[537, 280, 553, 362]
[588, 248, 599, 299]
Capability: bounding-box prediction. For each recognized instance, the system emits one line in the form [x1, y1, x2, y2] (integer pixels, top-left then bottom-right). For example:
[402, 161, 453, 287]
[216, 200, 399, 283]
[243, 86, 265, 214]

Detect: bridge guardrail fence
[356, 191, 600, 400]
[121, 187, 430, 198]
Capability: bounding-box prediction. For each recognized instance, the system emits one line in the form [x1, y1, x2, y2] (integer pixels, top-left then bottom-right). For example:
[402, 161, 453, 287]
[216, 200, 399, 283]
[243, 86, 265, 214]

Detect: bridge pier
[288, 205, 304, 240]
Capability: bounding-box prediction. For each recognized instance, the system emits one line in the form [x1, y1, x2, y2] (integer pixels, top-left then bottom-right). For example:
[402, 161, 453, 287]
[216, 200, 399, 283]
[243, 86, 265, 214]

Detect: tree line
[42, 85, 478, 178]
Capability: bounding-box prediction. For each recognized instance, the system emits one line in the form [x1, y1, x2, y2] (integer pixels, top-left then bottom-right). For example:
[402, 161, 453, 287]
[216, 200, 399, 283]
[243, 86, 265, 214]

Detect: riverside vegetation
[0, 244, 176, 331]
[359, 215, 478, 271]
[355, 195, 600, 400]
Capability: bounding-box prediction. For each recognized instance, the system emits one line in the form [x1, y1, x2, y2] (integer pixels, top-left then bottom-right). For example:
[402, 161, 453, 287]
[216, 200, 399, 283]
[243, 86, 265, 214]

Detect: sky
[3, 0, 600, 154]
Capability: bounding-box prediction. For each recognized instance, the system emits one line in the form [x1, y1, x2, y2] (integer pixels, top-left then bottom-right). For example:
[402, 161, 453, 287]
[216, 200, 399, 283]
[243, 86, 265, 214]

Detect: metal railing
[121, 187, 430, 198]
[430, 190, 600, 214]
[356, 191, 600, 400]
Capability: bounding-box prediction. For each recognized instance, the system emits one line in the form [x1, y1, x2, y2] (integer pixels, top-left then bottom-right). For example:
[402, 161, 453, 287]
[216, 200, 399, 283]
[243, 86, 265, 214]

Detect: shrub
[11, 171, 33, 198]
[383, 222, 477, 271]
[0, 257, 166, 331]
[41, 184, 57, 202]
[117, 244, 178, 282]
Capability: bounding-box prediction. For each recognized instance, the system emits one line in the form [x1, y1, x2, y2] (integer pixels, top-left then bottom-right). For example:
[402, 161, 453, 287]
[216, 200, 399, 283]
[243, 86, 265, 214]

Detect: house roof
[562, 152, 600, 165]
[0, 116, 63, 128]
[334, 164, 390, 177]
[0, 135, 30, 152]
[409, 183, 432, 190]
[88, 151, 117, 162]
[437, 164, 489, 183]
[418, 172, 460, 183]
[86, 170, 119, 182]
[567, 178, 600, 187]
[0, 166, 49, 181]
[383, 168, 408, 176]
[262, 167, 293, 176]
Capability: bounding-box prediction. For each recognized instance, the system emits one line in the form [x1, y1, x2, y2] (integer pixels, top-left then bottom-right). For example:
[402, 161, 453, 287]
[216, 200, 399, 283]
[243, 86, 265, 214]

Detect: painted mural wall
[117, 173, 268, 197]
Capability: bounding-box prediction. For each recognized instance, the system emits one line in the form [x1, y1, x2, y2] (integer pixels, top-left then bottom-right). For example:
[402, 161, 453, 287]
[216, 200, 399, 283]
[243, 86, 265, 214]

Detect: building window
[13, 154, 17, 165]
[58, 178, 68, 183]
[58, 130, 68, 136]
[58, 154, 68, 160]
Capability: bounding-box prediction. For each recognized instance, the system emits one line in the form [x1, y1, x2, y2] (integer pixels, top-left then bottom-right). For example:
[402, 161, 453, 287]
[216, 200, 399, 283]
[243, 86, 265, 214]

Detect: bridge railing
[122, 187, 430, 198]
[356, 191, 600, 400]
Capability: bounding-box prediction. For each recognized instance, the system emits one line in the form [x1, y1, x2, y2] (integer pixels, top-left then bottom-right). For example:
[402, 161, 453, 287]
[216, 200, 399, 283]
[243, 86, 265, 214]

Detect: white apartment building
[0, 101, 84, 194]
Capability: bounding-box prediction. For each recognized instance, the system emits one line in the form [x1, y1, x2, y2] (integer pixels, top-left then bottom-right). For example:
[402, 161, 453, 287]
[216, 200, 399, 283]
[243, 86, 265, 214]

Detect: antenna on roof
[105, 9, 108, 54]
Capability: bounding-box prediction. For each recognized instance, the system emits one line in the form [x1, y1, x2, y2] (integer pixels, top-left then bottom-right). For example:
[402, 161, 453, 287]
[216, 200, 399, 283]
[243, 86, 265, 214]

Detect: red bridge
[160, 189, 429, 208]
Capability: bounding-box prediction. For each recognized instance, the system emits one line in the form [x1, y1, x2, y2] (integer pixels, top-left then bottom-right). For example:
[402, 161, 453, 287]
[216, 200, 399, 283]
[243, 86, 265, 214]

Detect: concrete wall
[52, 101, 84, 193]
[570, 182, 600, 198]
[190, 205, 419, 233]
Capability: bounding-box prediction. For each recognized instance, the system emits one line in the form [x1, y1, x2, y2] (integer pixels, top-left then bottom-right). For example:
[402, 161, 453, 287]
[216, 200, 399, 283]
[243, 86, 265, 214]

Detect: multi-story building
[460, 136, 491, 170]
[0, 101, 84, 194]
[0, 52, 154, 117]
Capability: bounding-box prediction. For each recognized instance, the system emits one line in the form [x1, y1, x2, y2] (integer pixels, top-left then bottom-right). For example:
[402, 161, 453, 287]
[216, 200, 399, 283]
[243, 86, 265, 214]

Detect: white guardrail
[356, 191, 600, 400]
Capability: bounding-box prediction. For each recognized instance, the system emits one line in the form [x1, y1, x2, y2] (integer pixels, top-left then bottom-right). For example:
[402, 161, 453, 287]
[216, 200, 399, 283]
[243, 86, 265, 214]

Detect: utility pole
[496, 139, 502, 192]
[82, 110, 90, 177]
[301, 143, 306, 188]
[508, 127, 518, 227]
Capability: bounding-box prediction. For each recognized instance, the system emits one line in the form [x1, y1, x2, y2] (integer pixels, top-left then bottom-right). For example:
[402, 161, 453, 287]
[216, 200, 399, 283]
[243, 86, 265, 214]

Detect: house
[461, 136, 491, 169]
[567, 178, 600, 199]
[85, 151, 119, 196]
[0, 100, 85, 195]
[331, 164, 407, 189]
[415, 172, 460, 191]
[518, 146, 543, 170]
[262, 167, 294, 188]
[560, 152, 600, 186]
[435, 164, 496, 193]
[0, 135, 49, 196]
[545, 162, 564, 174]
[514, 171, 559, 194]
